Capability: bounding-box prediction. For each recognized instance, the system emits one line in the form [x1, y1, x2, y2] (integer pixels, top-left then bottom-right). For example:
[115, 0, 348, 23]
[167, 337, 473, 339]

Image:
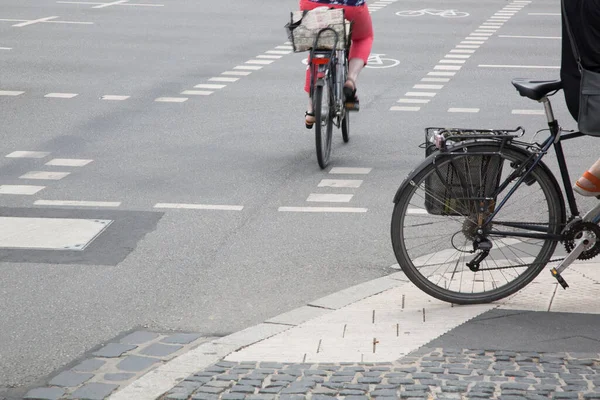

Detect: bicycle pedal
[345, 102, 360, 111]
[550, 268, 569, 289]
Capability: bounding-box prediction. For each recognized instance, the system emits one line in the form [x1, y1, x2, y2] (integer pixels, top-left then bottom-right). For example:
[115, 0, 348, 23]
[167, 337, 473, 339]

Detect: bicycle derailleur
[553, 219, 600, 289]
[462, 201, 495, 272]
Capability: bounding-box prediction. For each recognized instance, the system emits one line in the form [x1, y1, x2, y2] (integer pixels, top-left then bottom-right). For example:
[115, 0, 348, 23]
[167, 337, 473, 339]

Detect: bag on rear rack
[284, 8, 351, 52]
[423, 128, 505, 216]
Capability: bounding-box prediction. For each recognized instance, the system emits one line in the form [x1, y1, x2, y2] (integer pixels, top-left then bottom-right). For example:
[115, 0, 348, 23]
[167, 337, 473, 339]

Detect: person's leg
[575, 158, 600, 196]
[343, 5, 373, 94]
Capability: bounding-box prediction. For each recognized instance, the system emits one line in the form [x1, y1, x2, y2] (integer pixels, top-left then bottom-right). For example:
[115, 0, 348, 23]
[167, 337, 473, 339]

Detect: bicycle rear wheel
[391, 143, 564, 304]
[314, 79, 333, 169]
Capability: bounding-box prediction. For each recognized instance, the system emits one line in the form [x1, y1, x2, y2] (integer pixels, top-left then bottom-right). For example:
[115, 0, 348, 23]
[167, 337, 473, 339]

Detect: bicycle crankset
[563, 221, 600, 260]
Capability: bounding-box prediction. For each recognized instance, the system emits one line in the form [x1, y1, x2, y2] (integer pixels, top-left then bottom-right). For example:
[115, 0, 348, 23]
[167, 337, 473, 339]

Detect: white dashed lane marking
[329, 167, 372, 175]
[181, 90, 212, 96]
[0, 185, 45, 195]
[6, 151, 50, 158]
[0, 90, 24, 96]
[20, 171, 70, 180]
[306, 194, 353, 203]
[101, 95, 130, 101]
[44, 93, 78, 98]
[46, 159, 93, 167]
[318, 179, 363, 189]
[512, 109, 545, 115]
[154, 203, 244, 211]
[34, 200, 121, 207]
[154, 97, 187, 103]
[278, 207, 368, 213]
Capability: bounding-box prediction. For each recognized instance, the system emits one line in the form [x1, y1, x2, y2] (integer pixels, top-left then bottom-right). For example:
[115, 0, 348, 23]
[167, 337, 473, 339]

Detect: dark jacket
[561, 0, 600, 121]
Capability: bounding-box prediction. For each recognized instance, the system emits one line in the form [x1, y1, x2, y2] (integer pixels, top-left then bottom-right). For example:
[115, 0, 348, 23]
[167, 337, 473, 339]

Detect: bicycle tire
[314, 81, 333, 169]
[391, 143, 564, 304]
[342, 111, 350, 143]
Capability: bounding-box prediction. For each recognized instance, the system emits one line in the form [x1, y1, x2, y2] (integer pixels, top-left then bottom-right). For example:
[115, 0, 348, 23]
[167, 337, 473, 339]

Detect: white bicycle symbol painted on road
[301, 53, 400, 69]
[396, 9, 469, 18]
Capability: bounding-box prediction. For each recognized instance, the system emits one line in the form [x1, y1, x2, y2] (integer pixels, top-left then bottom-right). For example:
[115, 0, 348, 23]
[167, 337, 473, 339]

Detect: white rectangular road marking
[479, 64, 559, 69]
[234, 65, 263, 70]
[0, 47, 12, 50]
[512, 109, 545, 115]
[94, 0, 127, 8]
[413, 84, 443, 90]
[0, 185, 45, 195]
[329, 167, 372, 175]
[154, 203, 243, 211]
[499, 35, 560, 40]
[318, 179, 363, 188]
[428, 72, 456, 76]
[181, 90, 213, 96]
[307, 194, 353, 203]
[390, 106, 420, 111]
[445, 54, 470, 59]
[245, 60, 274, 65]
[46, 159, 93, 167]
[448, 108, 480, 113]
[434, 65, 461, 70]
[45, 93, 78, 98]
[458, 44, 481, 48]
[154, 97, 187, 102]
[439, 59, 466, 64]
[407, 208, 428, 215]
[222, 71, 252, 76]
[0, 217, 111, 250]
[6, 151, 49, 158]
[405, 92, 436, 97]
[266, 50, 291, 55]
[194, 84, 226, 89]
[0, 90, 24, 96]
[34, 200, 121, 207]
[451, 49, 475, 53]
[20, 171, 70, 180]
[421, 78, 449, 82]
[257, 55, 282, 59]
[528, 13, 559, 16]
[275, 46, 293, 50]
[13, 16, 58, 27]
[278, 207, 367, 213]
[470, 33, 493, 36]
[397, 98, 430, 103]
[209, 77, 239, 82]
[101, 95, 130, 101]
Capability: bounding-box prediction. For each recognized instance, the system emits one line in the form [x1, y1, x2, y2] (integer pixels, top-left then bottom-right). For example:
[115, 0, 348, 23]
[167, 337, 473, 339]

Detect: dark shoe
[343, 78, 359, 111]
[305, 111, 315, 129]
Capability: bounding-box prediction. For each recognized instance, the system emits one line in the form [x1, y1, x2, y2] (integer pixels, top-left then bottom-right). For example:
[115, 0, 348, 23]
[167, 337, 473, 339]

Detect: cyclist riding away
[299, 0, 374, 129]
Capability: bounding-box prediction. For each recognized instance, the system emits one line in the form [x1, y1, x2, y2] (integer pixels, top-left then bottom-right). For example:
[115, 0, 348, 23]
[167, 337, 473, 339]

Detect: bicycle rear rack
[425, 127, 526, 152]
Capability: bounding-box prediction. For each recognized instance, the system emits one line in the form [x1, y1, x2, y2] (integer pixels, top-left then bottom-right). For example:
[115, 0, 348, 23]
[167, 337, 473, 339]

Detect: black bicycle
[308, 28, 353, 169]
[391, 78, 600, 304]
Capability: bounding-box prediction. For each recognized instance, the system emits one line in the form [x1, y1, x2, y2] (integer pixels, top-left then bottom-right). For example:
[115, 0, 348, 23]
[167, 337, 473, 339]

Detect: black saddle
[512, 78, 562, 101]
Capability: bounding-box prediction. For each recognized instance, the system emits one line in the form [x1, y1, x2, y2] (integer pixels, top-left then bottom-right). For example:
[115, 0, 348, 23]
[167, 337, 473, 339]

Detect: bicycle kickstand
[550, 230, 595, 289]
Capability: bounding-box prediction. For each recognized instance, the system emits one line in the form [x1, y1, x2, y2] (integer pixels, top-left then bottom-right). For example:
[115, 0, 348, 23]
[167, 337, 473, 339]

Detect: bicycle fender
[392, 150, 443, 204]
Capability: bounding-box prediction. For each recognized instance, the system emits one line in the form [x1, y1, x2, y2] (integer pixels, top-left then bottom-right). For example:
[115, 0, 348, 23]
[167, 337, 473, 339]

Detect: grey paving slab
[23, 387, 65, 400]
[119, 331, 160, 345]
[92, 343, 137, 358]
[139, 342, 183, 357]
[70, 382, 118, 400]
[48, 370, 93, 387]
[103, 372, 136, 381]
[162, 333, 203, 344]
[116, 355, 160, 372]
[72, 358, 106, 372]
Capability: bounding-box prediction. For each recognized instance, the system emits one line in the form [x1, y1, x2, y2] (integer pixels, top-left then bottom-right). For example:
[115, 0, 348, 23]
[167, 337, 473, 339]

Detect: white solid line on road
[0, 47, 12, 50]
[329, 167, 372, 175]
[245, 60, 274, 65]
[44, 93, 78, 98]
[155, 97, 188, 103]
[428, 72, 456, 76]
[20, 171, 70, 180]
[13, 16, 58, 27]
[194, 84, 226, 89]
[390, 106, 420, 111]
[397, 98, 430, 103]
[209, 77, 239, 82]
[101, 95, 130, 101]
[278, 207, 368, 213]
[222, 71, 252, 76]
[34, 200, 121, 207]
[307, 194, 353, 203]
[0, 90, 24, 96]
[499, 35, 560, 40]
[512, 109, 545, 115]
[413, 84, 444, 90]
[266, 50, 291, 55]
[181, 90, 213, 96]
[434, 65, 461, 71]
[0, 185, 45, 195]
[318, 179, 363, 188]
[528, 13, 559, 16]
[448, 108, 480, 113]
[46, 159, 93, 167]
[94, 0, 127, 8]
[154, 203, 244, 211]
[234, 65, 263, 70]
[6, 151, 49, 158]
[405, 92, 437, 97]
[479, 64, 559, 69]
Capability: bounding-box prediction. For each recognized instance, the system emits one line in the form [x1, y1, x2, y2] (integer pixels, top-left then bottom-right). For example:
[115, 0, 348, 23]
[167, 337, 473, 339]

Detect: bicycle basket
[423, 127, 508, 216]
[285, 8, 351, 52]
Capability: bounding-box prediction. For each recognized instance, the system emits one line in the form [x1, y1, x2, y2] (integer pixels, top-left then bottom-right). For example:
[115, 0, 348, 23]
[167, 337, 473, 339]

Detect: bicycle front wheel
[314, 80, 333, 169]
[391, 143, 564, 304]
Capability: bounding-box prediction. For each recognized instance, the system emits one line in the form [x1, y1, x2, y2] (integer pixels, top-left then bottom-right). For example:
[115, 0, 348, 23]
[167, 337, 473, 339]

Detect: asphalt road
[1, 0, 598, 397]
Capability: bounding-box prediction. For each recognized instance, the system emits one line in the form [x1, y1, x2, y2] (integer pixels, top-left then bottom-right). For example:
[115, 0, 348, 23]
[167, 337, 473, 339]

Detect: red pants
[299, 0, 374, 92]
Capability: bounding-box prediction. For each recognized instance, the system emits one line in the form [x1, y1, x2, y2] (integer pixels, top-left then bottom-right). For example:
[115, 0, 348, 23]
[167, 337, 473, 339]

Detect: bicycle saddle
[511, 78, 562, 101]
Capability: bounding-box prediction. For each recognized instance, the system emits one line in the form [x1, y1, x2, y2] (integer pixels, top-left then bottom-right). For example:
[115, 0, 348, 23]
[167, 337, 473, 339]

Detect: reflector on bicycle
[311, 57, 330, 65]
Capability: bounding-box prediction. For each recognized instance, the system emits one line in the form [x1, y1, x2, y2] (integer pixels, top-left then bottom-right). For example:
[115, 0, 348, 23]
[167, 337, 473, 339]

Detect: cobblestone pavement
[160, 348, 600, 400]
[22, 331, 212, 400]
